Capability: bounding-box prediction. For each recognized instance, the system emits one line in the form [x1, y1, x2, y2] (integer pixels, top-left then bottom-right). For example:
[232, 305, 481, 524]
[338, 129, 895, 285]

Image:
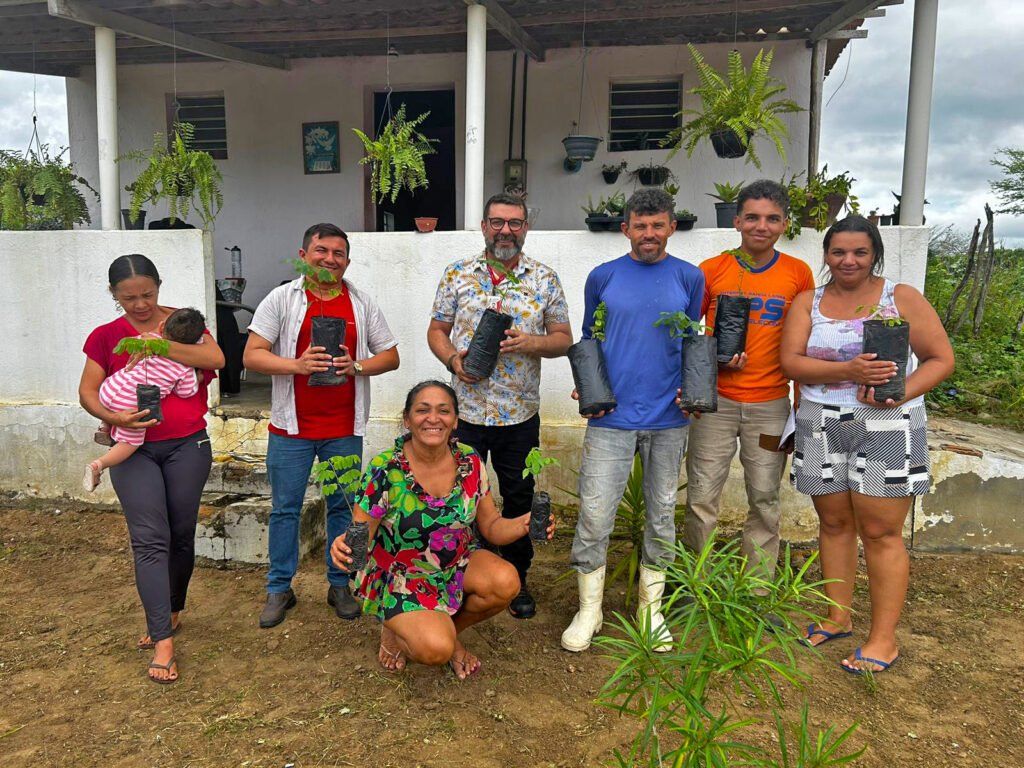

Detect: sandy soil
[1, 499, 1022, 767]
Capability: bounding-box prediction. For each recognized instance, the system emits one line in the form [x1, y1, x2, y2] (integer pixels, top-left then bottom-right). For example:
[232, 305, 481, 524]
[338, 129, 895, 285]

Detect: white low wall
[0, 225, 928, 535]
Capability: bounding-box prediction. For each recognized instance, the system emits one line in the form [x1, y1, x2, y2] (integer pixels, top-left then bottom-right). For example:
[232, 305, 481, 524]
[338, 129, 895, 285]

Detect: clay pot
[414, 217, 438, 233]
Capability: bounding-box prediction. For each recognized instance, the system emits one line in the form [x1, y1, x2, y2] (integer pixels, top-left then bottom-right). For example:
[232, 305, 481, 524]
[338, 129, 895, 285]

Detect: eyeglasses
[486, 217, 526, 232]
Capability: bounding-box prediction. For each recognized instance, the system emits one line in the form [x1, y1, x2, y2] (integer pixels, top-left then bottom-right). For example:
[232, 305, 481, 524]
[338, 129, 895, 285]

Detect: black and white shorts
[792, 401, 930, 497]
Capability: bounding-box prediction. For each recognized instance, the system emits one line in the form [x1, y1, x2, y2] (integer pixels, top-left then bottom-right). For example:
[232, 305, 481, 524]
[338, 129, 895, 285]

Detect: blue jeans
[570, 424, 689, 574]
[266, 432, 363, 592]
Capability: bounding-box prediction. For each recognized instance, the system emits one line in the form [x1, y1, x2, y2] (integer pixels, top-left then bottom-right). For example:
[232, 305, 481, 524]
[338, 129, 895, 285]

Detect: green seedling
[522, 446, 560, 480]
[724, 247, 756, 294]
[857, 303, 907, 327]
[113, 337, 171, 358]
[313, 453, 362, 501]
[654, 311, 706, 338]
[581, 194, 609, 217]
[590, 301, 608, 342]
[605, 192, 626, 216]
[483, 259, 523, 305]
[288, 257, 342, 300]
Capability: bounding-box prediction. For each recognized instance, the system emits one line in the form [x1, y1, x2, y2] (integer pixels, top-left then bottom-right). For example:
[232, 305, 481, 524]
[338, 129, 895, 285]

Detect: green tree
[990, 147, 1024, 215]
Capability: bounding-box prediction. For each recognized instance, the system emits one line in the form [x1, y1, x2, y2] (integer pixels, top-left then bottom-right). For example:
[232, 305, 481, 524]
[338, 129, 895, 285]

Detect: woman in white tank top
[779, 216, 954, 674]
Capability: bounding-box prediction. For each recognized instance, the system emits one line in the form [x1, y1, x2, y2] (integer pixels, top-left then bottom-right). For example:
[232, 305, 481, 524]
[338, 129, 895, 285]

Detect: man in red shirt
[245, 224, 400, 628]
[684, 181, 814, 576]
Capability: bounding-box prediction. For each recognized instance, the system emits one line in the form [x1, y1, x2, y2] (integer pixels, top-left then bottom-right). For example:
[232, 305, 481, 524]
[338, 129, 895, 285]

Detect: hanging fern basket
[710, 129, 747, 159]
[562, 135, 602, 162]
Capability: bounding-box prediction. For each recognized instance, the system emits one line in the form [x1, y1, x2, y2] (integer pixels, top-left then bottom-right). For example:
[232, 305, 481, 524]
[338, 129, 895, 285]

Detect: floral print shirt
[353, 435, 490, 619]
[431, 251, 570, 426]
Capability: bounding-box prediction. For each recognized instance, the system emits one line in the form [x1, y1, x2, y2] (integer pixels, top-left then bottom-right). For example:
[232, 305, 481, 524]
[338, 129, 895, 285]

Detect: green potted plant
[654, 311, 717, 413]
[462, 261, 522, 379]
[287, 257, 348, 387]
[353, 103, 437, 204]
[568, 300, 617, 415]
[601, 160, 628, 184]
[661, 45, 804, 170]
[662, 182, 697, 231]
[707, 180, 745, 227]
[522, 447, 560, 542]
[784, 165, 859, 238]
[121, 181, 156, 230]
[0, 146, 97, 231]
[120, 122, 223, 229]
[582, 192, 625, 232]
[713, 248, 756, 363]
[859, 304, 910, 402]
[631, 161, 673, 187]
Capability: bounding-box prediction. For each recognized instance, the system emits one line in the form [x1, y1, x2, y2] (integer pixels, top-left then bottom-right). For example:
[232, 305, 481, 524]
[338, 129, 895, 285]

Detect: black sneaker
[327, 585, 361, 620]
[508, 585, 536, 619]
[259, 589, 296, 629]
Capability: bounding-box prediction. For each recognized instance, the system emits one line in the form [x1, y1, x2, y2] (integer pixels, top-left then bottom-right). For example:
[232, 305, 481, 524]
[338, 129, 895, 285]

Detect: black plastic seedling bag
[345, 520, 369, 572]
[713, 294, 752, 363]
[679, 335, 718, 413]
[463, 309, 513, 379]
[309, 316, 348, 387]
[862, 320, 910, 402]
[529, 492, 551, 542]
[136, 383, 163, 423]
[568, 339, 617, 416]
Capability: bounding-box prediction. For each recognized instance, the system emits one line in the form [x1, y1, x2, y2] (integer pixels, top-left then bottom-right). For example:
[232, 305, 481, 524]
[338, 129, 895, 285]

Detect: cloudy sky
[1, 0, 1021, 243]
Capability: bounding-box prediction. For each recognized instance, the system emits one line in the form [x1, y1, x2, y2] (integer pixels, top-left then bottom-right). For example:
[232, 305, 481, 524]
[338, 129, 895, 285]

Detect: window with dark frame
[607, 79, 682, 153]
[166, 93, 228, 159]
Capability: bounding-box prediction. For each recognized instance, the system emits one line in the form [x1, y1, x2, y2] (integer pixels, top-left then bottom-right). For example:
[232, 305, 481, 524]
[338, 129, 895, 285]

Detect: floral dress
[353, 435, 489, 620]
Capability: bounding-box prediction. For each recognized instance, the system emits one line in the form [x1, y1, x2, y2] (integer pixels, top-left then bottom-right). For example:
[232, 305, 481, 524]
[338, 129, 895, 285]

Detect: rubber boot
[560, 566, 605, 652]
[637, 564, 673, 652]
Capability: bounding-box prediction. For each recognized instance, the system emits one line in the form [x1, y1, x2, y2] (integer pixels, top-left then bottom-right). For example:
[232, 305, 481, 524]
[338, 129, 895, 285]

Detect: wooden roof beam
[809, 0, 891, 42]
[465, 0, 544, 61]
[46, 0, 289, 70]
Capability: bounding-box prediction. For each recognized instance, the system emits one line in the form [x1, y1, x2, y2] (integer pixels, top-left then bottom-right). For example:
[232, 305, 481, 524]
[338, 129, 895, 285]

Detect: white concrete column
[899, 0, 939, 226]
[95, 26, 119, 230]
[807, 40, 827, 177]
[464, 3, 487, 229]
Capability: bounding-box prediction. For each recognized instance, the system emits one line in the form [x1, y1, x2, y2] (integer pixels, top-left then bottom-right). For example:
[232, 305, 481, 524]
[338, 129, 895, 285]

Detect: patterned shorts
[792, 401, 930, 497]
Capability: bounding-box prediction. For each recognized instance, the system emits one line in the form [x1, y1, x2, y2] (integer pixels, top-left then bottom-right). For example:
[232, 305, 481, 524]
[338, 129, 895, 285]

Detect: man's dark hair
[736, 179, 790, 217]
[164, 307, 205, 344]
[302, 223, 350, 254]
[483, 192, 528, 221]
[624, 188, 675, 222]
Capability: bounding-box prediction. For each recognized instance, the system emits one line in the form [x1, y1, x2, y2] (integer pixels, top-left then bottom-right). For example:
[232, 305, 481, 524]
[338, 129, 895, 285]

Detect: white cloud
[0, 72, 68, 151]
[821, 0, 1024, 246]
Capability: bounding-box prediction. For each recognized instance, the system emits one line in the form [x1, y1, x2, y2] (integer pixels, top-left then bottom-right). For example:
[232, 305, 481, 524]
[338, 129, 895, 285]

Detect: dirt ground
[1, 499, 1022, 768]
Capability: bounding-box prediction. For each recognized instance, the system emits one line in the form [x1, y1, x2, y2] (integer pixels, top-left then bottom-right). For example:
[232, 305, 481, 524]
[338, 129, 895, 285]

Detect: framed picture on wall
[302, 121, 340, 174]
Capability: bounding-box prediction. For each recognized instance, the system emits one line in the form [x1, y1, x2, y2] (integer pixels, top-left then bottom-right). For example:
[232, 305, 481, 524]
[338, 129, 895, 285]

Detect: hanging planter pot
[121, 208, 147, 230]
[635, 166, 670, 186]
[562, 135, 602, 162]
[710, 128, 748, 159]
[862, 320, 910, 402]
[584, 214, 624, 232]
[309, 316, 348, 387]
[568, 338, 617, 416]
[602, 169, 620, 184]
[713, 295, 752, 363]
[463, 309, 514, 379]
[674, 213, 698, 232]
[799, 193, 847, 229]
[678, 335, 718, 413]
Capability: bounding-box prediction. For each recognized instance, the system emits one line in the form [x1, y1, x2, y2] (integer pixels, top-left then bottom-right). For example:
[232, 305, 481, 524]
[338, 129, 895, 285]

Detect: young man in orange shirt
[683, 180, 814, 576]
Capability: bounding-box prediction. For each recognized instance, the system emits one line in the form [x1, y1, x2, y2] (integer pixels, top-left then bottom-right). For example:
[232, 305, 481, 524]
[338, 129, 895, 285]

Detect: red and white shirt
[98, 354, 198, 446]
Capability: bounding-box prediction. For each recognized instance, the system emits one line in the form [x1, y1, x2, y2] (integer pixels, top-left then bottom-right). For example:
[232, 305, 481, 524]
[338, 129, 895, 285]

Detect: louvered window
[608, 79, 682, 152]
[166, 94, 228, 159]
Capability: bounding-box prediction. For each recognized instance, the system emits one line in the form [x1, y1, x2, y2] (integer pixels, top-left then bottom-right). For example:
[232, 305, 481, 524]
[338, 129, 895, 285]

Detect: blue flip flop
[802, 623, 853, 647]
[841, 647, 899, 674]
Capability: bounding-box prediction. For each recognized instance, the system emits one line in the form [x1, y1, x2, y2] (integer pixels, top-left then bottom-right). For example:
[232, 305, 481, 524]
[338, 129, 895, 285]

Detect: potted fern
[661, 45, 804, 170]
[120, 122, 223, 229]
[0, 146, 97, 231]
[353, 104, 437, 204]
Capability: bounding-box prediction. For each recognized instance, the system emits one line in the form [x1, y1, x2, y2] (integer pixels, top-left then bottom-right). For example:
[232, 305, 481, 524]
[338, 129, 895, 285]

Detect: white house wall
[65, 41, 811, 310]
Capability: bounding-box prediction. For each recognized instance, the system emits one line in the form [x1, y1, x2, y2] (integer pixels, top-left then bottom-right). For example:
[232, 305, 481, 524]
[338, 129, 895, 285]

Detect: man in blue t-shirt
[562, 188, 704, 654]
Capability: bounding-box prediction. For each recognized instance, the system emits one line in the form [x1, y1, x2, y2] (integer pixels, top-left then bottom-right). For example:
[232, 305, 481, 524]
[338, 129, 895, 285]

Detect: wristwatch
[353, 361, 364, 374]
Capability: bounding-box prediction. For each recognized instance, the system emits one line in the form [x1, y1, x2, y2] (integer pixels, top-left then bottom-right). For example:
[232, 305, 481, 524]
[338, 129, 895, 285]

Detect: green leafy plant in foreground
[591, 301, 609, 342]
[313, 454, 362, 502]
[856, 303, 907, 327]
[596, 538, 864, 767]
[113, 337, 172, 385]
[522, 446, 560, 480]
[708, 180, 745, 204]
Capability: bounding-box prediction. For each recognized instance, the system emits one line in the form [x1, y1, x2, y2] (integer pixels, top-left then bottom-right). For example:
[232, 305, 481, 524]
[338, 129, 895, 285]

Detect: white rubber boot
[637, 564, 673, 653]
[561, 566, 606, 652]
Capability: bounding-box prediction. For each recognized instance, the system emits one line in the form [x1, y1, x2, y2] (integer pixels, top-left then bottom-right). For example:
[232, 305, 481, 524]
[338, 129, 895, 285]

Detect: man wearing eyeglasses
[428, 192, 572, 619]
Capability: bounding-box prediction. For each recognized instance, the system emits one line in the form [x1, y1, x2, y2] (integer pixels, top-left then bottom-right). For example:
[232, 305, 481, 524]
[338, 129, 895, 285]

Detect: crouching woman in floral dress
[330, 380, 554, 679]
